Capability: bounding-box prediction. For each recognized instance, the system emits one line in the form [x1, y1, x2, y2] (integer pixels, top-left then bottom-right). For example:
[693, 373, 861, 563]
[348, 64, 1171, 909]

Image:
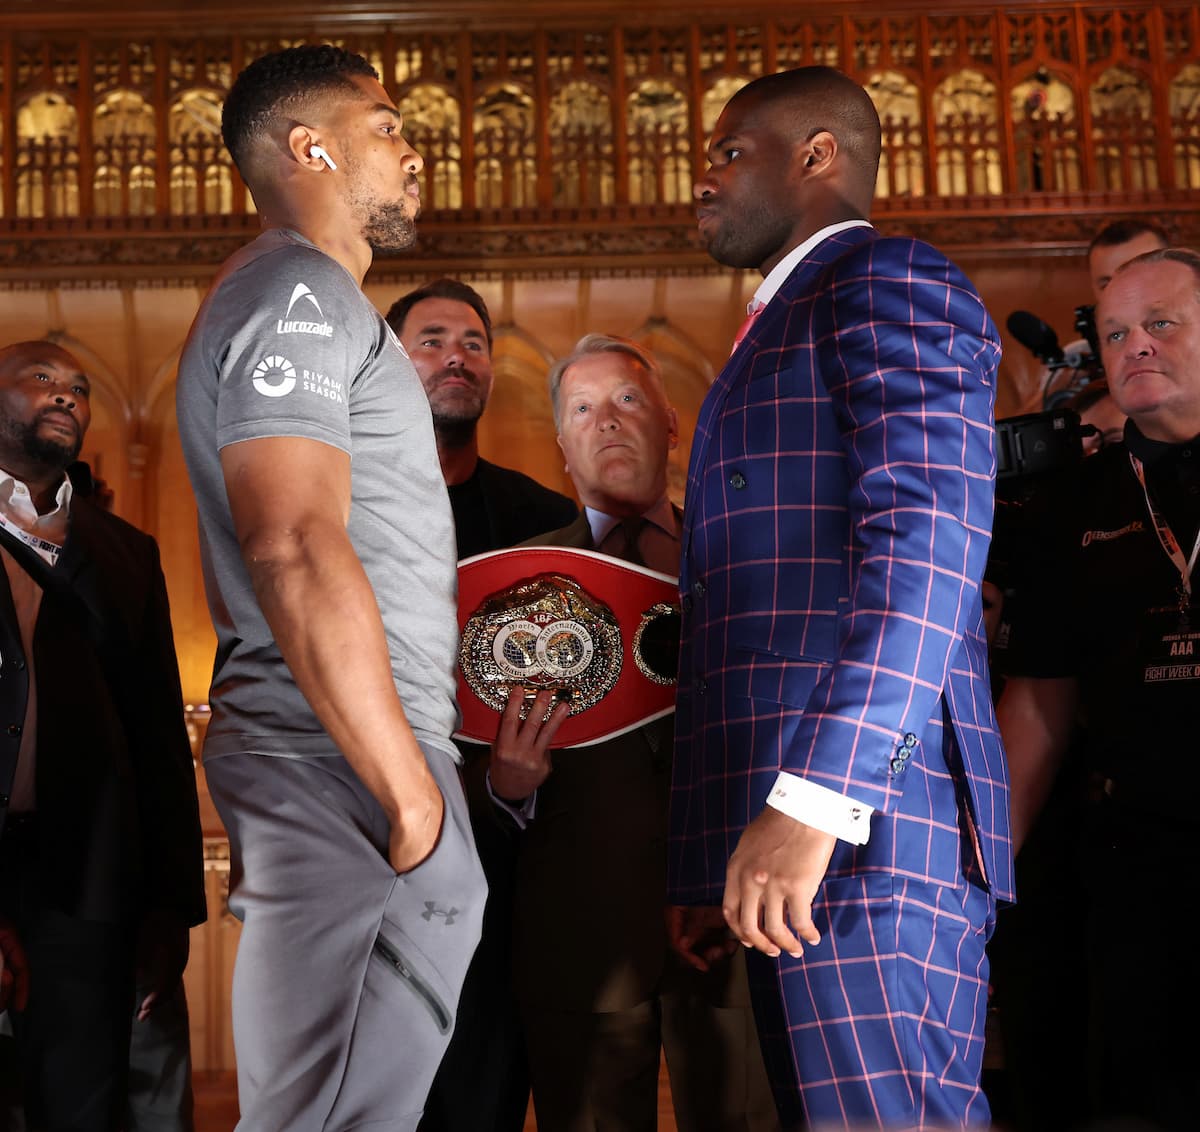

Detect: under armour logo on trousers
[421, 901, 460, 925]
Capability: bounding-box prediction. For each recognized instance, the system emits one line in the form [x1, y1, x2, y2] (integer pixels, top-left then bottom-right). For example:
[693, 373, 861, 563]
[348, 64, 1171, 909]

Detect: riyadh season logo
[277, 283, 334, 338]
[252, 355, 298, 398]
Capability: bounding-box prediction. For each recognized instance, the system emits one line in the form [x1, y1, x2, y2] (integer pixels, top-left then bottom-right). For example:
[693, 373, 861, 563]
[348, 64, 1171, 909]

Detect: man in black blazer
[0, 340, 205, 1132]
[387, 280, 577, 1132]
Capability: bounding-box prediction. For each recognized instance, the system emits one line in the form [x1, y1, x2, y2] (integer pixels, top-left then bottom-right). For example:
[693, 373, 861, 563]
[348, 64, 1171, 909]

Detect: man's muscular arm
[221, 435, 442, 873]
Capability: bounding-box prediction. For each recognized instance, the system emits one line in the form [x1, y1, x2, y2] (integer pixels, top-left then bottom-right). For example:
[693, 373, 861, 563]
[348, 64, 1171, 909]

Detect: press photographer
[995, 245, 1200, 1131]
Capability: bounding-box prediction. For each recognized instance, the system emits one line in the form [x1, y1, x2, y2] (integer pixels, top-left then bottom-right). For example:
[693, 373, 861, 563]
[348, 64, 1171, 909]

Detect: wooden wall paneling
[1, 35, 12, 220]
[185, 838, 240, 1072]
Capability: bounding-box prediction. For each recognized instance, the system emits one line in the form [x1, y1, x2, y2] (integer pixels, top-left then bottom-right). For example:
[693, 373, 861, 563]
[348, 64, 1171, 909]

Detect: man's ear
[287, 124, 327, 172]
[800, 129, 837, 175]
[666, 406, 680, 451]
[556, 432, 568, 473]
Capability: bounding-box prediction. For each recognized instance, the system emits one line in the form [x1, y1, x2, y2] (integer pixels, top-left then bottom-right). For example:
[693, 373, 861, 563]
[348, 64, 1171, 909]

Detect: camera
[987, 409, 1087, 668]
[1006, 307, 1106, 410]
[995, 408, 1085, 500]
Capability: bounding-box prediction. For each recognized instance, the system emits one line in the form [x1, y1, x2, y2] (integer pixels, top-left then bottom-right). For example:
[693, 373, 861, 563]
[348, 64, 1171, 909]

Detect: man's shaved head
[730, 66, 882, 202]
[0, 340, 84, 379]
[695, 65, 883, 273]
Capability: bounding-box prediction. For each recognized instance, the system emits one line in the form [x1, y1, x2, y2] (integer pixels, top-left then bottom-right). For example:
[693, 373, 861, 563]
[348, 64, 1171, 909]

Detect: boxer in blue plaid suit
[667, 67, 1012, 1130]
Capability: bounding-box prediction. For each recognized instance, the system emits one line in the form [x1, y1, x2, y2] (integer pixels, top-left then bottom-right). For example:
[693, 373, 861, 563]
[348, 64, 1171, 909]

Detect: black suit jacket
[507, 510, 751, 1013]
[0, 497, 206, 927]
[451, 458, 578, 561]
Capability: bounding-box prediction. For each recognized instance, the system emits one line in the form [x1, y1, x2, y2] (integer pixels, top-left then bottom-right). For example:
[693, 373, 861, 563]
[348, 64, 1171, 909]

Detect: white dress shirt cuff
[765, 771, 874, 845]
[485, 770, 538, 829]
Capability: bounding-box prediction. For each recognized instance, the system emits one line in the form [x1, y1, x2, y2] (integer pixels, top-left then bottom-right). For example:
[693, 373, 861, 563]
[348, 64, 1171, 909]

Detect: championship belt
[455, 547, 680, 748]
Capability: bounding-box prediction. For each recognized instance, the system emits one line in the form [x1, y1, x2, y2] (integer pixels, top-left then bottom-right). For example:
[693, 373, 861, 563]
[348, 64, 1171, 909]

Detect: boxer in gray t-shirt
[179, 227, 458, 753]
[175, 45, 484, 1131]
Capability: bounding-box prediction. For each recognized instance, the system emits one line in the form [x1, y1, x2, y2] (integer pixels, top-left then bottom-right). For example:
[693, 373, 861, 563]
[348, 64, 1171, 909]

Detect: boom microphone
[1006, 310, 1066, 367]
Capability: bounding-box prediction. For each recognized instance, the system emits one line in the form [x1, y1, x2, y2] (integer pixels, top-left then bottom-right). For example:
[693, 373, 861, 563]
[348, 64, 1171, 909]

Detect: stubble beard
[363, 199, 418, 255]
[702, 203, 792, 272]
[428, 366, 489, 434]
[341, 148, 421, 254]
[431, 388, 484, 448]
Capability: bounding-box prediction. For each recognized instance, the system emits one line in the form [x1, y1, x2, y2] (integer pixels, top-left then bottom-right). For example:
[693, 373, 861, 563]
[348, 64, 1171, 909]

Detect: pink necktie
[731, 301, 764, 355]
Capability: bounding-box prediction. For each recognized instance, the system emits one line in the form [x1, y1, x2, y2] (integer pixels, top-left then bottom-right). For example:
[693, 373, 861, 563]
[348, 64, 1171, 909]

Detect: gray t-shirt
[176, 228, 459, 759]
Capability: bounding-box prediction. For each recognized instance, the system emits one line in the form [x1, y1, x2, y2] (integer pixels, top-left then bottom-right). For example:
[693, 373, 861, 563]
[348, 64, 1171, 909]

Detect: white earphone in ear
[310, 145, 338, 171]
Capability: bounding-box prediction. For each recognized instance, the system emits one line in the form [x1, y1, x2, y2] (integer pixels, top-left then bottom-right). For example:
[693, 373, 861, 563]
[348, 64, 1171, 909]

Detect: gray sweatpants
[205, 741, 486, 1132]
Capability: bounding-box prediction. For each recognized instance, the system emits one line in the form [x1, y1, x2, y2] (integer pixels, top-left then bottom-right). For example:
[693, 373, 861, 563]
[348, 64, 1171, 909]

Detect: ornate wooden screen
[1, 1, 1198, 276]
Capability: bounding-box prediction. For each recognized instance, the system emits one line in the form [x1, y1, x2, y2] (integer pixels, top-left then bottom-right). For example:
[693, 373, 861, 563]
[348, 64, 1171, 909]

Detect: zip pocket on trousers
[371, 932, 452, 1034]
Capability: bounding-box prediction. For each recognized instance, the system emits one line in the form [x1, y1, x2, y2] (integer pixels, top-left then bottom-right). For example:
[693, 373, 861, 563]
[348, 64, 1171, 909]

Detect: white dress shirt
[0, 469, 73, 812]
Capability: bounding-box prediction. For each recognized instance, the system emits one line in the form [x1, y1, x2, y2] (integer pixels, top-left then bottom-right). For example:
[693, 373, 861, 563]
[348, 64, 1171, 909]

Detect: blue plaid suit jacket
[668, 227, 1014, 908]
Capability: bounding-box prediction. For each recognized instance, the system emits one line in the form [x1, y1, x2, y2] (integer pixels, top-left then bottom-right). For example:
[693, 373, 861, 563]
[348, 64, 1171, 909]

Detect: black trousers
[417, 749, 529, 1132]
[1084, 812, 1197, 1132]
[0, 818, 136, 1132]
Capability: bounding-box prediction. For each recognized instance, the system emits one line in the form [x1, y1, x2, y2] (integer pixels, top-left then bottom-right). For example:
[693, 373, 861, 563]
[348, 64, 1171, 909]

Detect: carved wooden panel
[0, 3, 1197, 277]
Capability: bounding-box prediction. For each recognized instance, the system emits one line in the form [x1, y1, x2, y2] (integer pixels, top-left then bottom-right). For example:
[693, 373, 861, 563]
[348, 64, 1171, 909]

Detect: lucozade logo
[277, 283, 334, 338]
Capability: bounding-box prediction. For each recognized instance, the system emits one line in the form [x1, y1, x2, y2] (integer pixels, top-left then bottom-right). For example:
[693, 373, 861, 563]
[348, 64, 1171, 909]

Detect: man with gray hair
[485, 333, 778, 1132]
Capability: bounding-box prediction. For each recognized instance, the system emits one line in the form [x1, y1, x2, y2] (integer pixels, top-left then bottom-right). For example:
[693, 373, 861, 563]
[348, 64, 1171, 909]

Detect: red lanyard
[1129, 452, 1200, 602]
